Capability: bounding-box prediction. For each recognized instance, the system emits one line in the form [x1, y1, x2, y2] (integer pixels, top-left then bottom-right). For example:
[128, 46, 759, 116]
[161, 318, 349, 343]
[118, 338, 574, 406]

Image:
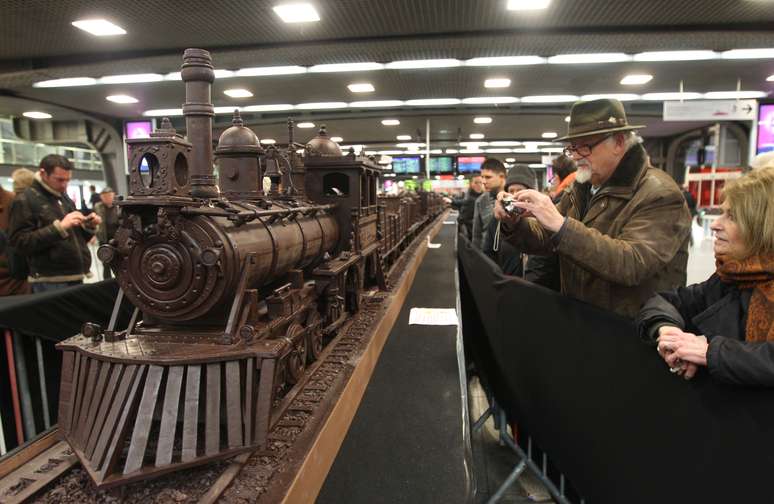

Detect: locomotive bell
[305, 125, 342, 157]
[215, 110, 263, 199]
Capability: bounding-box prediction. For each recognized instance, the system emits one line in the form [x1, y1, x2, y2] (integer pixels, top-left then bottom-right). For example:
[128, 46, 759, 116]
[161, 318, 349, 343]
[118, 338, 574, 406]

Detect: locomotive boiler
[55, 48, 442, 488]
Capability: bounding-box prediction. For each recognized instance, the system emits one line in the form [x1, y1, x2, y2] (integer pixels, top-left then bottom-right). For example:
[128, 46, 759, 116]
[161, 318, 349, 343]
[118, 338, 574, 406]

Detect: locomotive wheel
[285, 323, 307, 385]
[305, 312, 324, 363]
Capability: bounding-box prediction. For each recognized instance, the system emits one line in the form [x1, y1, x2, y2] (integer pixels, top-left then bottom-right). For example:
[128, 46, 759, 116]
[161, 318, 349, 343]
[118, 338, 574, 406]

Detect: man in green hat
[494, 99, 691, 318]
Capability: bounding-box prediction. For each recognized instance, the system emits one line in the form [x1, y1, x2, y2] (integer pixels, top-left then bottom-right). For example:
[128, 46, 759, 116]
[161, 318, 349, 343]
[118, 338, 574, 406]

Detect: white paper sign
[663, 100, 756, 122]
[427, 236, 441, 248]
[409, 308, 459, 326]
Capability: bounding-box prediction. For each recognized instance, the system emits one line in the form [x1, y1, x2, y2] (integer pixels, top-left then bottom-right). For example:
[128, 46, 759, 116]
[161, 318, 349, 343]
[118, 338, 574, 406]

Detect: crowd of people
[0, 154, 119, 295]
[459, 98, 774, 387]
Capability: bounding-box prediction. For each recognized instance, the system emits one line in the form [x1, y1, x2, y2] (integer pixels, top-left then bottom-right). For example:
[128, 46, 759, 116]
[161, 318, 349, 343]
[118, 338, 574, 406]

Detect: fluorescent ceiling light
[484, 78, 511, 88]
[236, 66, 307, 77]
[386, 59, 461, 69]
[541, 147, 564, 153]
[347, 83, 375, 93]
[507, 0, 551, 10]
[768, 74, 774, 82]
[23, 111, 52, 119]
[548, 53, 632, 64]
[224, 89, 253, 98]
[465, 56, 545, 66]
[397, 143, 426, 148]
[462, 96, 520, 104]
[214, 70, 235, 79]
[581, 93, 641, 101]
[214, 106, 242, 114]
[633, 50, 717, 62]
[703, 90, 768, 99]
[474, 117, 493, 124]
[641, 92, 703, 101]
[143, 108, 183, 116]
[382, 119, 400, 126]
[295, 102, 348, 110]
[485, 148, 512, 153]
[564, 116, 571, 122]
[511, 147, 542, 153]
[330, 136, 343, 142]
[460, 148, 484, 153]
[272, 3, 320, 23]
[506, 157, 516, 163]
[620, 74, 653, 85]
[100, 73, 163, 84]
[309, 62, 384, 73]
[33, 77, 97, 88]
[459, 141, 488, 146]
[379, 150, 403, 155]
[405, 98, 461, 106]
[297, 122, 315, 128]
[521, 95, 579, 103]
[446, 149, 458, 154]
[260, 138, 276, 145]
[396, 135, 412, 141]
[542, 132, 558, 139]
[469, 133, 485, 139]
[430, 149, 443, 154]
[721, 48, 774, 59]
[106, 94, 138, 104]
[164, 72, 182, 81]
[350, 100, 404, 108]
[489, 141, 521, 146]
[71, 19, 126, 36]
[529, 163, 546, 168]
[242, 104, 295, 112]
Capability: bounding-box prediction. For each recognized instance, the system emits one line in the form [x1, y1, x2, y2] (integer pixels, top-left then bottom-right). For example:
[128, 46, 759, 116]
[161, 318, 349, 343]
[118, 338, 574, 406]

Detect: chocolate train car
[55, 48, 443, 488]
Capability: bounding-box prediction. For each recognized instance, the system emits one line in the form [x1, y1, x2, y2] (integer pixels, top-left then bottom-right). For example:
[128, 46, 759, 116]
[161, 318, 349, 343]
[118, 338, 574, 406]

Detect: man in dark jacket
[495, 99, 691, 318]
[451, 175, 483, 238]
[472, 158, 506, 250]
[9, 154, 101, 293]
[94, 186, 119, 279]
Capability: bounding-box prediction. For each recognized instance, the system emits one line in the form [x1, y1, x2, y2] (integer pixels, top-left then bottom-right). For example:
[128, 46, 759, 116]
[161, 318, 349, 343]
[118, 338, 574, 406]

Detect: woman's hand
[657, 327, 708, 380]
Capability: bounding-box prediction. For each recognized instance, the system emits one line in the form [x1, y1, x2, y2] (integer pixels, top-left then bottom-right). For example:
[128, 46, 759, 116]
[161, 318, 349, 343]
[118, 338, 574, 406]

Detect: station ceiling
[1, 0, 773, 150]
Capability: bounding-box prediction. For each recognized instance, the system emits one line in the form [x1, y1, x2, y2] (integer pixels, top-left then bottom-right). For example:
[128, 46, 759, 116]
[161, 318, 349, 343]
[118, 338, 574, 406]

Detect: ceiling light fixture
[386, 59, 461, 69]
[542, 132, 558, 139]
[260, 138, 277, 145]
[33, 77, 97, 88]
[485, 148, 512, 153]
[396, 135, 412, 141]
[241, 104, 295, 112]
[405, 98, 462, 106]
[633, 50, 717, 62]
[143, 108, 184, 117]
[71, 19, 126, 36]
[347, 83, 375, 93]
[446, 149, 459, 154]
[297, 122, 316, 128]
[564, 116, 571, 122]
[581, 93, 641, 101]
[548, 53, 632, 64]
[620, 74, 653, 85]
[272, 3, 320, 23]
[462, 96, 520, 104]
[382, 119, 400, 126]
[459, 141, 488, 147]
[22, 111, 53, 119]
[641, 92, 703, 101]
[703, 90, 768, 99]
[106, 94, 138, 104]
[489, 141, 521, 146]
[520, 95, 579, 103]
[484, 78, 511, 88]
[330, 136, 343, 142]
[295, 102, 348, 110]
[214, 107, 242, 114]
[465, 56, 546, 66]
[506, 157, 516, 163]
[470, 133, 485, 139]
[236, 66, 307, 77]
[474, 117, 493, 124]
[224, 89, 253, 98]
[767, 74, 774, 82]
[100, 73, 163, 84]
[309, 62, 384, 73]
[214, 70, 235, 79]
[721, 48, 774, 59]
[350, 100, 404, 108]
[506, 0, 551, 10]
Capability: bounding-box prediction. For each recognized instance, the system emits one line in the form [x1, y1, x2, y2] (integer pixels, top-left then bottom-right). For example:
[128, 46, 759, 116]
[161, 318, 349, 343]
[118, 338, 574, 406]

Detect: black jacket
[452, 188, 481, 239]
[9, 179, 93, 281]
[636, 274, 774, 386]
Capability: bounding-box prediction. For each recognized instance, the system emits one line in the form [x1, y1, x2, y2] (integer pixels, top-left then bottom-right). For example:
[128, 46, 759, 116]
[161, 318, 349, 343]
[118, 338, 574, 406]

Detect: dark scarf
[716, 253, 774, 342]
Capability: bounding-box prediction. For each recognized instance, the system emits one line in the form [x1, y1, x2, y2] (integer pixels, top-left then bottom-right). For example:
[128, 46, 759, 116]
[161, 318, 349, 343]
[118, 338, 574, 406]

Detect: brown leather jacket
[503, 144, 691, 318]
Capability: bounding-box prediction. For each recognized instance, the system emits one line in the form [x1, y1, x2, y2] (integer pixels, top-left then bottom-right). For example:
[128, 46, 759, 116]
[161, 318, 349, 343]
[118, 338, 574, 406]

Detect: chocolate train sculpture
[55, 48, 444, 488]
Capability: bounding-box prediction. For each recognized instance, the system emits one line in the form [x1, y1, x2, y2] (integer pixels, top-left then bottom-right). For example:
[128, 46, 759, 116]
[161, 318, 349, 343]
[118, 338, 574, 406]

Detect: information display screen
[428, 156, 455, 174]
[125, 120, 153, 139]
[457, 156, 486, 173]
[757, 103, 774, 154]
[391, 156, 422, 174]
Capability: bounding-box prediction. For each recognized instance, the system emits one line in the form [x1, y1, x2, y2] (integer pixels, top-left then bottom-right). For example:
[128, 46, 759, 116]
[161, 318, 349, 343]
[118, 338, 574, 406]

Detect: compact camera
[501, 196, 524, 216]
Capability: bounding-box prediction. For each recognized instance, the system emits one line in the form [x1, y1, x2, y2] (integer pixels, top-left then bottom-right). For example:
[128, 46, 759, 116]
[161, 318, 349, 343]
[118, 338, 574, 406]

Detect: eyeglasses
[563, 134, 613, 159]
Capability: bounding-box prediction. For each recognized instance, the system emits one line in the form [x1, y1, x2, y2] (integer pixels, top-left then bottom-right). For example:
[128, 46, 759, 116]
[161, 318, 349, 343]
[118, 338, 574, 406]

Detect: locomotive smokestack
[181, 48, 219, 199]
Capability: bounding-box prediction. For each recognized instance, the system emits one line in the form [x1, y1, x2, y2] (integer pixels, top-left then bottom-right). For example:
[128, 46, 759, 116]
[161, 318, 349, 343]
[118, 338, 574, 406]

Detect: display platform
[318, 221, 472, 504]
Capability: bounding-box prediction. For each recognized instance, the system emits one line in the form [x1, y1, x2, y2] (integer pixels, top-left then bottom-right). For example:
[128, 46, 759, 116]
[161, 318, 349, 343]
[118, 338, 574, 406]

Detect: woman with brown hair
[637, 166, 774, 385]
